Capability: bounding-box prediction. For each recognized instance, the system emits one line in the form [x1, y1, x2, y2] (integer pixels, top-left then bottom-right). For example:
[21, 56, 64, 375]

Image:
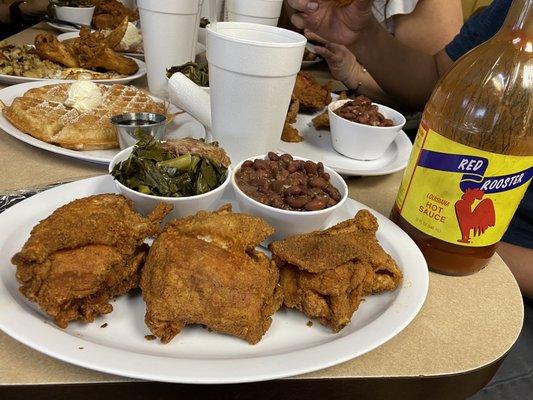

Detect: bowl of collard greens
[110, 133, 231, 219]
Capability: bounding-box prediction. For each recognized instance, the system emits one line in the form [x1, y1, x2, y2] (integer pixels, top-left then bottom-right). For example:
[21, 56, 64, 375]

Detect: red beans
[235, 153, 343, 212]
[334, 95, 394, 127]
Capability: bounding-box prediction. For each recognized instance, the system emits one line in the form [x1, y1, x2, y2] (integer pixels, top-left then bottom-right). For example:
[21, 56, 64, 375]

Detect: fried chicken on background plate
[141, 205, 282, 345]
[12, 194, 171, 328]
[269, 210, 403, 332]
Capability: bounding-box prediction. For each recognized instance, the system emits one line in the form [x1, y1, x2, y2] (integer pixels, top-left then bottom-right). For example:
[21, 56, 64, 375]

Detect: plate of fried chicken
[0, 175, 428, 383]
[0, 26, 146, 84]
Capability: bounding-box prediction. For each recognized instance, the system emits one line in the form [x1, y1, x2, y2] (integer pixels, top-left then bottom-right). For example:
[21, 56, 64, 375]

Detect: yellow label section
[396, 126, 533, 247]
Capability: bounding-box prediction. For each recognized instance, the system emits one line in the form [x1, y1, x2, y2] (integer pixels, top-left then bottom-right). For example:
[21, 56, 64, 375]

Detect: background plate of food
[0, 173, 428, 383]
[279, 73, 412, 176]
[0, 30, 147, 84]
[0, 80, 205, 164]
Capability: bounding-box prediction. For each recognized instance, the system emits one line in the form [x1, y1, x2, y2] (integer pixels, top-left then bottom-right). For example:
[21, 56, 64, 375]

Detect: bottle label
[396, 123, 533, 247]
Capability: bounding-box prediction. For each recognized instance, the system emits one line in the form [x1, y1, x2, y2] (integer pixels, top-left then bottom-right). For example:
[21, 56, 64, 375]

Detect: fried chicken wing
[34, 33, 79, 68]
[269, 210, 402, 332]
[292, 72, 332, 112]
[12, 194, 171, 328]
[141, 205, 282, 344]
[34, 27, 139, 75]
[92, 0, 139, 30]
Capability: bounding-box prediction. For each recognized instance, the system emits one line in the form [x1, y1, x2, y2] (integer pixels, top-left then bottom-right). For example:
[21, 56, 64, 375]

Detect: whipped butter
[64, 81, 104, 113]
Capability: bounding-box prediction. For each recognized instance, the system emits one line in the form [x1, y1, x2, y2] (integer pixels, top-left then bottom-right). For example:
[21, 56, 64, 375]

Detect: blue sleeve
[445, 0, 512, 61]
[502, 186, 533, 249]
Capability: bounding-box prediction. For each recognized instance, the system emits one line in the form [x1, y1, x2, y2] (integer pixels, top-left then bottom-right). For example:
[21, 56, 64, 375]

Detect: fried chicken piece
[79, 45, 138, 75]
[101, 17, 129, 49]
[34, 33, 79, 68]
[163, 138, 231, 168]
[282, 122, 304, 143]
[77, 26, 138, 74]
[34, 28, 138, 75]
[281, 97, 304, 142]
[303, 47, 318, 62]
[292, 72, 332, 112]
[286, 96, 300, 124]
[279, 260, 373, 332]
[92, 0, 139, 30]
[141, 205, 282, 344]
[311, 91, 348, 131]
[11, 194, 172, 328]
[269, 210, 402, 332]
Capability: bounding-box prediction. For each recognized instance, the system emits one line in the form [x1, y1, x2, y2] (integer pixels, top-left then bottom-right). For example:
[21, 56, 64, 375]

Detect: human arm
[287, 0, 453, 109]
[498, 242, 533, 299]
[393, 0, 463, 55]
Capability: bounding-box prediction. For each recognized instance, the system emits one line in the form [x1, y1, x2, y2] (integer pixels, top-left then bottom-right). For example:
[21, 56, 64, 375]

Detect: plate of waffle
[0, 80, 205, 164]
[0, 174, 428, 383]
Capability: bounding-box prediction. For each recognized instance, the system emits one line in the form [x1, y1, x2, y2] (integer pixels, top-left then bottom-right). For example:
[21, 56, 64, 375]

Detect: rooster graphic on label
[454, 188, 496, 243]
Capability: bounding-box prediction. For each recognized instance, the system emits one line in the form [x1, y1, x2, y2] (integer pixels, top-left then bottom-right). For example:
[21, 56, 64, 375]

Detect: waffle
[3, 83, 167, 150]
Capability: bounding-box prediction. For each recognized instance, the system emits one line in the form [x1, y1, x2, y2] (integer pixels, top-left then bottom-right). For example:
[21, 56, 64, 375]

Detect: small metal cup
[110, 112, 167, 150]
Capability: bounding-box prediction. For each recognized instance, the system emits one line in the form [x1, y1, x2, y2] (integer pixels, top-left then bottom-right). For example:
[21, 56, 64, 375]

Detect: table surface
[0, 24, 524, 386]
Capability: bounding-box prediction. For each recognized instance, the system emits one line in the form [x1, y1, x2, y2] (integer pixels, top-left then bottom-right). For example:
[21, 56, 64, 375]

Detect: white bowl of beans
[328, 97, 406, 161]
[232, 152, 348, 241]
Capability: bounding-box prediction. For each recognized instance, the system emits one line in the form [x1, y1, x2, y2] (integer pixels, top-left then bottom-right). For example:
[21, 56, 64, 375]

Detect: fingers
[314, 45, 336, 61]
[287, 0, 319, 13]
[290, 13, 306, 29]
[325, 42, 349, 54]
[304, 30, 327, 44]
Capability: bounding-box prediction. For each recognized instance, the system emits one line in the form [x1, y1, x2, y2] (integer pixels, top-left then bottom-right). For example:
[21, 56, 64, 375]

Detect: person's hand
[286, 0, 373, 46]
[308, 31, 361, 88]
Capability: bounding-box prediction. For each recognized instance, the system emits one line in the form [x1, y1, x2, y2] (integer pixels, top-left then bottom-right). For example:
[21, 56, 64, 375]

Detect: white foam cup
[206, 22, 306, 163]
[138, 0, 202, 96]
[226, 0, 283, 26]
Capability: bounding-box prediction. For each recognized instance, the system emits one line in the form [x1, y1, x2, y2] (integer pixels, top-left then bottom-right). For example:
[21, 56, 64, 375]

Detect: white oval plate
[57, 32, 207, 60]
[0, 175, 428, 384]
[278, 95, 413, 176]
[0, 80, 205, 164]
[0, 57, 146, 85]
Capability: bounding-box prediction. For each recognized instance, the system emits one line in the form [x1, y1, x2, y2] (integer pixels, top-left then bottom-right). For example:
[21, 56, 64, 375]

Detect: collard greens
[111, 134, 227, 197]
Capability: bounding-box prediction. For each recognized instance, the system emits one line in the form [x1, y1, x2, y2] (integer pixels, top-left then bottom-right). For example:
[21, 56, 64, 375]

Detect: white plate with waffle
[0, 81, 205, 164]
[0, 57, 147, 85]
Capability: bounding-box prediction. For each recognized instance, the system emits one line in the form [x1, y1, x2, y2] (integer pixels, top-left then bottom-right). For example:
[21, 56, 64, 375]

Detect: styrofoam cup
[207, 22, 306, 163]
[138, 0, 202, 96]
[226, 0, 283, 26]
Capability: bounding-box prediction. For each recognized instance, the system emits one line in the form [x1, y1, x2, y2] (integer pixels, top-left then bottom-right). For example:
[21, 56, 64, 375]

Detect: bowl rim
[54, 5, 95, 9]
[109, 146, 232, 202]
[231, 153, 348, 216]
[328, 99, 406, 131]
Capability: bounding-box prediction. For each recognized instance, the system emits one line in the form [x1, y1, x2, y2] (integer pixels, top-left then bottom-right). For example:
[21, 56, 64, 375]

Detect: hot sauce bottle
[390, 0, 533, 275]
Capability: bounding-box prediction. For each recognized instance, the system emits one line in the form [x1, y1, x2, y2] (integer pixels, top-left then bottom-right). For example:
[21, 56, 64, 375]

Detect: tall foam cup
[207, 22, 306, 163]
[226, 0, 283, 26]
[138, 0, 201, 96]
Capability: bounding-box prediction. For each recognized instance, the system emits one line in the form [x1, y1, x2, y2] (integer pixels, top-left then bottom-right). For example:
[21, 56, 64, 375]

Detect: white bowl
[328, 99, 406, 161]
[54, 5, 95, 26]
[231, 154, 348, 242]
[109, 146, 231, 221]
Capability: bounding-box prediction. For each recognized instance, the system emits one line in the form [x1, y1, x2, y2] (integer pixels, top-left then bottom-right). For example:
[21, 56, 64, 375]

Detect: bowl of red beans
[232, 152, 348, 241]
[328, 96, 406, 160]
